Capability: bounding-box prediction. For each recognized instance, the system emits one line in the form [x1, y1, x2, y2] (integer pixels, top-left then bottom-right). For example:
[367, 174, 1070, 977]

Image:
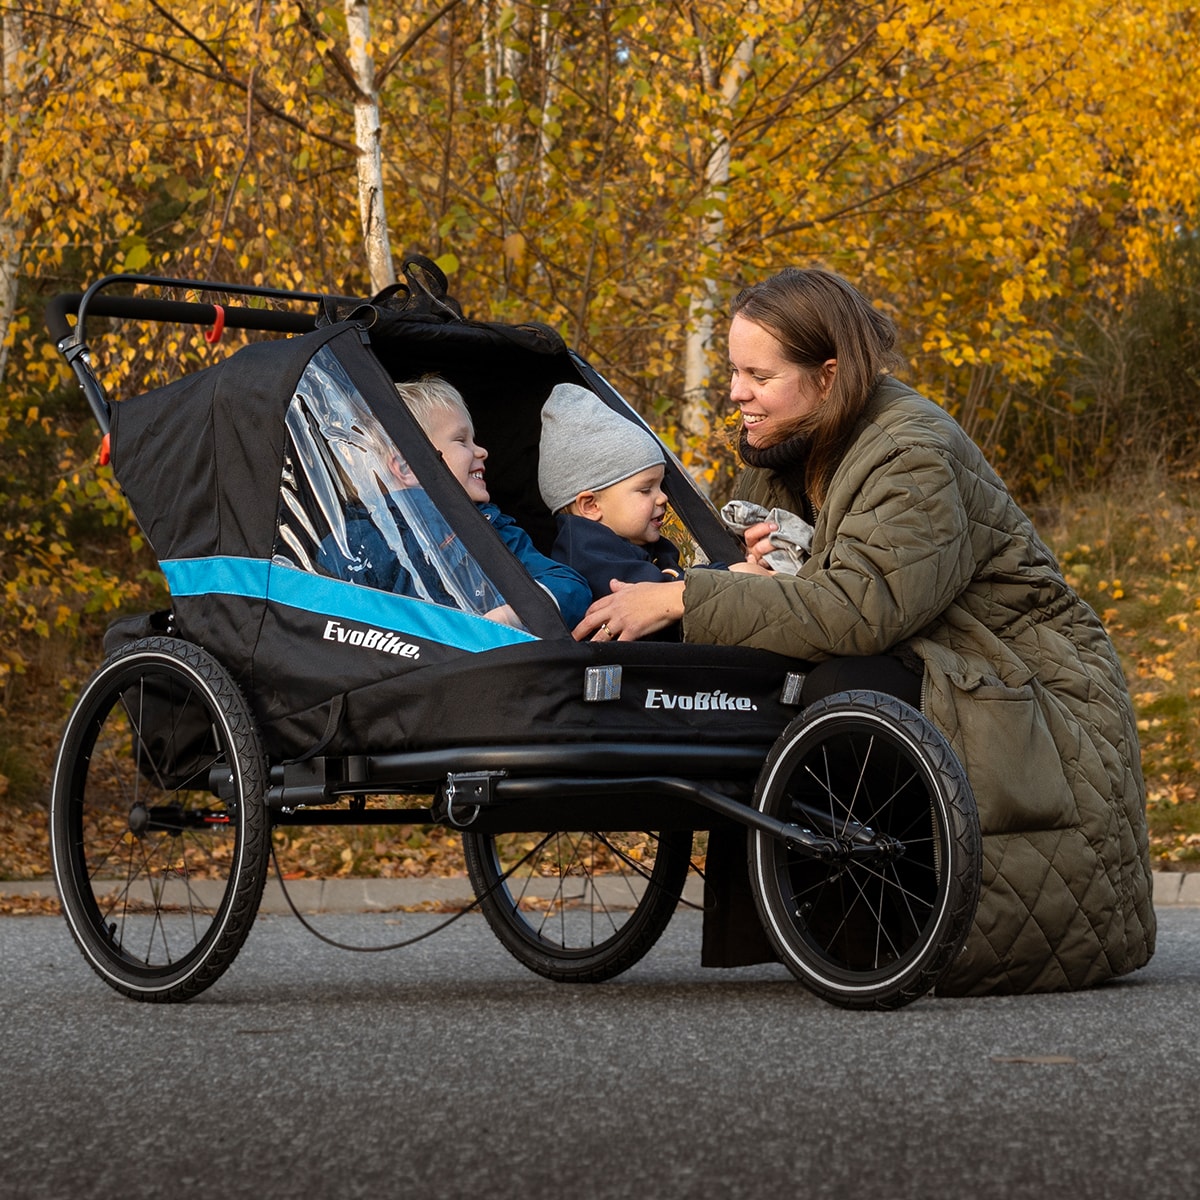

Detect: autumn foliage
[2, 2, 1200, 840]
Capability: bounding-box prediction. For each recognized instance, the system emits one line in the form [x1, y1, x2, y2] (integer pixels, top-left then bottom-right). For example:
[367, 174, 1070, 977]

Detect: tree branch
[373, 0, 465, 90]
[114, 6, 359, 156]
[292, 0, 366, 100]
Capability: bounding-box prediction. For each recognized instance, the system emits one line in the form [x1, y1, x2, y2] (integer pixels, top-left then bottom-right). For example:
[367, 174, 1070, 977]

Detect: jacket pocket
[947, 675, 1078, 835]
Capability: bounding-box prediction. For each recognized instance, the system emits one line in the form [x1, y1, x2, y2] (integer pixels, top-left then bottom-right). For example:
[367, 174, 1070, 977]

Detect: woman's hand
[573, 579, 686, 642]
[741, 519, 779, 568]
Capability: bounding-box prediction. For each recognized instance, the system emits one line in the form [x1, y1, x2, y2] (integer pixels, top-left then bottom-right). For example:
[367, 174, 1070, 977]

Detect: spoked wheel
[750, 690, 981, 1010]
[50, 636, 269, 1002]
[462, 827, 692, 982]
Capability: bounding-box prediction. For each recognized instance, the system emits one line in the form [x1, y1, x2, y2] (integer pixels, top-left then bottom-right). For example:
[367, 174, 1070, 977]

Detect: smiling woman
[728, 312, 835, 452]
[574, 266, 1157, 997]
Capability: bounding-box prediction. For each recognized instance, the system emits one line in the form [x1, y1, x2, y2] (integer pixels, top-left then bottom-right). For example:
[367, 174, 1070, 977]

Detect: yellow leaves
[502, 232, 526, 264]
[122, 239, 151, 271]
[0, 0, 1196, 487]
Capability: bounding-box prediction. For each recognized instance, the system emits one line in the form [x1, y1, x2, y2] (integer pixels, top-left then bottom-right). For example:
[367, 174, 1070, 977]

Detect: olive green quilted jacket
[683, 377, 1155, 994]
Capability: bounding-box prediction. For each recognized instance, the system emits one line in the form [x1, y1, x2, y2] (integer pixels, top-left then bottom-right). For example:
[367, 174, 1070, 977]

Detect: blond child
[397, 375, 590, 627]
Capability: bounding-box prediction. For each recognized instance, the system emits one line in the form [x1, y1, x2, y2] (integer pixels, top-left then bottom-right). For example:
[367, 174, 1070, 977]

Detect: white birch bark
[345, 0, 395, 293]
[0, 12, 27, 383]
[482, 0, 526, 230]
[536, 7, 558, 188]
[680, 27, 756, 445]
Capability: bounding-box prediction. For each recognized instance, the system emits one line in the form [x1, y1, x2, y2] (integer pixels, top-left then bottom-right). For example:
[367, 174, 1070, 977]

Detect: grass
[1040, 475, 1200, 869]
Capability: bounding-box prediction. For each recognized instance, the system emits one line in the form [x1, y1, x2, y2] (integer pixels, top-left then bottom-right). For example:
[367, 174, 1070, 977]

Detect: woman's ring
[601, 623, 613, 639]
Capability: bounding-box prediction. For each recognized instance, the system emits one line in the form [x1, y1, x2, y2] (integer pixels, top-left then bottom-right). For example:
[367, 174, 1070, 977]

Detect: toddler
[537, 382, 683, 600]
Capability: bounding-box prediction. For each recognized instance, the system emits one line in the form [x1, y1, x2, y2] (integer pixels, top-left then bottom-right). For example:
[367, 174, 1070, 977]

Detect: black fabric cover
[266, 638, 807, 758]
[107, 307, 786, 762]
[110, 325, 347, 561]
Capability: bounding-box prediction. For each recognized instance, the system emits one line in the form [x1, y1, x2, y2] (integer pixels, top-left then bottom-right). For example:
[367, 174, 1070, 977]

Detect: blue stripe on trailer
[162, 555, 271, 599]
[160, 557, 537, 652]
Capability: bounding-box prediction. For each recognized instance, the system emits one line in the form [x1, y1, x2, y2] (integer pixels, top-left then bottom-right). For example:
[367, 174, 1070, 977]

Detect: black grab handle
[44, 272, 359, 346]
[45, 274, 362, 436]
[44, 291, 320, 344]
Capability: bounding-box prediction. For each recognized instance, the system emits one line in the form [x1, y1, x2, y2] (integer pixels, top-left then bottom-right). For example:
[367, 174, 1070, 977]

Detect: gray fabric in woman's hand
[720, 500, 814, 574]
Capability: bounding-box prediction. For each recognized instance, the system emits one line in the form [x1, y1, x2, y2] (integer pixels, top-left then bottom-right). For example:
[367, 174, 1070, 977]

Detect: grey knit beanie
[538, 382, 665, 513]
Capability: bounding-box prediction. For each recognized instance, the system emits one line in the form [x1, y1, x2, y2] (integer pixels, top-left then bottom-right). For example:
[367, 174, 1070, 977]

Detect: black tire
[749, 690, 981, 1010]
[50, 637, 269, 1002]
[462, 828, 692, 982]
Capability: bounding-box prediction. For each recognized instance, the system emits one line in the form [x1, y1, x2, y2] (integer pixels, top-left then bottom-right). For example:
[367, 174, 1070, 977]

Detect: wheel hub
[838, 833, 907, 862]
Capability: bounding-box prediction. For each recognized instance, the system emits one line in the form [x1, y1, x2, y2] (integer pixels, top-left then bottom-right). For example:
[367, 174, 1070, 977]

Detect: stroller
[45, 260, 981, 1010]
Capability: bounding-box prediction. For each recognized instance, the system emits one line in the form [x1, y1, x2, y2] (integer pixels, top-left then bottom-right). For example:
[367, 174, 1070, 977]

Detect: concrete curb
[0, 874, 710, 914]
[3, 873, 1195, 911]
[1152, 871, 1200, 908]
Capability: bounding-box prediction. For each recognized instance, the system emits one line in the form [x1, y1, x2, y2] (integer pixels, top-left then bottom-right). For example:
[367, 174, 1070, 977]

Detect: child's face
[423, 407, 490, 503]
[590, 465, 668, 546]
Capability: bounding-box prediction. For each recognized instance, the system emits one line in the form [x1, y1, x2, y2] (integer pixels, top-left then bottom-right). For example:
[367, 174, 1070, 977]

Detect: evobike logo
[322, 619, 420, 659]
[644, 688, 757, 712]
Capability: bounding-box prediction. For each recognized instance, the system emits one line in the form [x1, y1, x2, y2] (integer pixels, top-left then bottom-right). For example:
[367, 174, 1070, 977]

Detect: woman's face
[728, 313, 832, 449]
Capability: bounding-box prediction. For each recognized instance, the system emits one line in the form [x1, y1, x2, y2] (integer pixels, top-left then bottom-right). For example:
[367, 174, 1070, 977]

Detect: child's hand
[484, 603, 522, 628]
[729, 560, 774, 576]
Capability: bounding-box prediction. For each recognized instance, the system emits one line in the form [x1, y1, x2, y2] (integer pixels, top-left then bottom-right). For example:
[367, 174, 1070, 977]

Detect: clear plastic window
[273, 347, 509, 619]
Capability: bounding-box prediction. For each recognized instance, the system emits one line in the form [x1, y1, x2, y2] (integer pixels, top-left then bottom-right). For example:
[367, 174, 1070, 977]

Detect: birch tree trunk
[680, 26, 756, 444]
[0, 12, 27, 383]
[345, 0, 395, 293]
[482, 0, 526, 232]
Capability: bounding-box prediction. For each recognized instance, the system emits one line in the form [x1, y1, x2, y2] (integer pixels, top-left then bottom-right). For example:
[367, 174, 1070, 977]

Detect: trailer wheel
[463, 827, 692, 982]
[50, 637, 269, 1002]
[749, 690, 981, 1010]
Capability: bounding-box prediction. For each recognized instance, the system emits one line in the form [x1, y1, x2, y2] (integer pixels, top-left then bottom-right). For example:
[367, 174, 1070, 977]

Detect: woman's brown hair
[730, 268, 901, 506]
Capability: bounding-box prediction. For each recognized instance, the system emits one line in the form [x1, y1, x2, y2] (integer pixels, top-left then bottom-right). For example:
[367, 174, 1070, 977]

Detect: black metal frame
[265, 741, 843, 857]
[45, 273, 358, 434]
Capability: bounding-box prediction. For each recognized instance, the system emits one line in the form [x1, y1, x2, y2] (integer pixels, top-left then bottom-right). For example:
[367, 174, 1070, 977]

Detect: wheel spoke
[802, 742, 923, 838]
[837, 864, 906, 965]
[850, 858, 936, 917]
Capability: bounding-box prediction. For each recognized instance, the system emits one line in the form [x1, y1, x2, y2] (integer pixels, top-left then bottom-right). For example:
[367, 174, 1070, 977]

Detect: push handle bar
[45, 273, 361, 436]
[45, 291, 319, 344]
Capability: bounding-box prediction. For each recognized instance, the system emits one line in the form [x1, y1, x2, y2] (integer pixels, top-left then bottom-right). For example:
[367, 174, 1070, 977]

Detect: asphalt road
[2, 907, 1197, 1200]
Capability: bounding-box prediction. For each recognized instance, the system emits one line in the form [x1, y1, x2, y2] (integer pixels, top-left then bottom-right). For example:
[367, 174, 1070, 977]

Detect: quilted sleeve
[682, 444, 976, 659]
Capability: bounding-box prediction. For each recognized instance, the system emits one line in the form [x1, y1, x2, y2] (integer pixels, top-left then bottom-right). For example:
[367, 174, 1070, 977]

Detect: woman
[576, 267, 1155, 995]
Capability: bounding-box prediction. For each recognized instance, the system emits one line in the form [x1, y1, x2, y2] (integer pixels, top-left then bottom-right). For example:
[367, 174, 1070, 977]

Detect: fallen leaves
[0, 891, 60, 916]
[1046, 487, 1200, 865]
[0, 803, 51, 880]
